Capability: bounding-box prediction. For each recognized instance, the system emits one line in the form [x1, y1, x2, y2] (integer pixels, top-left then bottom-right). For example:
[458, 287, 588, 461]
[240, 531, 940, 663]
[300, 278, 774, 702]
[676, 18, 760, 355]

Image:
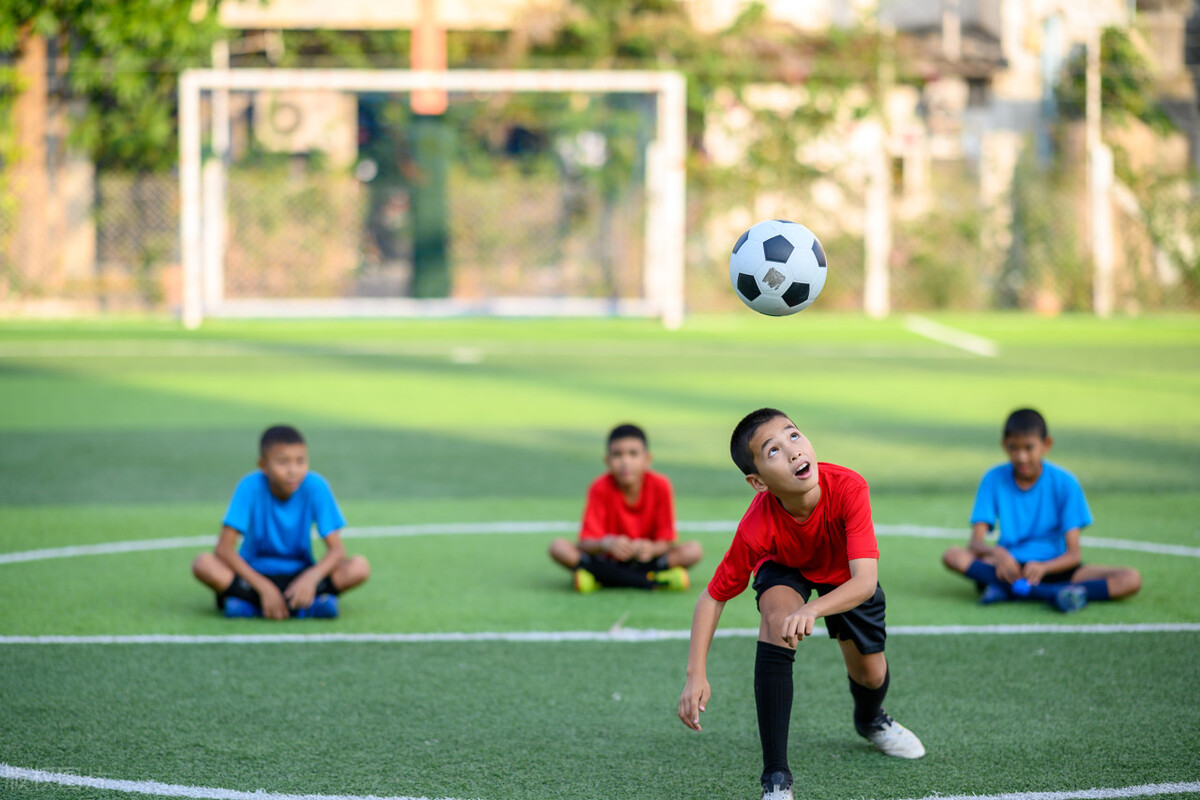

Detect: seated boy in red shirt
[678, 408, 924, 800]
[549, 423, 702, 592]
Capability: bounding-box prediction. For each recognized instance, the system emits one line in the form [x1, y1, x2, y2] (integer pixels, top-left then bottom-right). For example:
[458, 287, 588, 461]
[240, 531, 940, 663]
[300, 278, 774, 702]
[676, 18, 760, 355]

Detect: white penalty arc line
[905, 314, 999, 357]
[0, 766, 1196, 800]
[3, 622, 1199, 646]
[3, 521, 1198, 566]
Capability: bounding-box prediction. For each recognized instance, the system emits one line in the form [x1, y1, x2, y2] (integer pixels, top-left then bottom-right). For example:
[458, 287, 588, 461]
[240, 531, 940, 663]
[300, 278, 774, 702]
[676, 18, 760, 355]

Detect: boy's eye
[768, 447, 778, 457]
[790, 432, 799, 440]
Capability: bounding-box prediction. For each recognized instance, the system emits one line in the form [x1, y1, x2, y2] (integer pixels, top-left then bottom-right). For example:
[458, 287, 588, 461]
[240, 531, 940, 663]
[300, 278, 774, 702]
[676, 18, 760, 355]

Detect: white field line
[905, 314, 999, 357]
[0, 339, 977, 361]
[1, 765, 1196, 800]
[3, 622, 1199, 646]
[4, 521, 1197, 567]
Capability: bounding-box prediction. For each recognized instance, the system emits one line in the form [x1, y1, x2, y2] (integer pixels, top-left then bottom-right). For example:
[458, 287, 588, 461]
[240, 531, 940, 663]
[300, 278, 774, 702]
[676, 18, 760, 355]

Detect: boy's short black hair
[260, 424, 305, 455]
[730, 407, 788, 476]
[1003, 408, 1048, 440]
[608, 423, 647, 448]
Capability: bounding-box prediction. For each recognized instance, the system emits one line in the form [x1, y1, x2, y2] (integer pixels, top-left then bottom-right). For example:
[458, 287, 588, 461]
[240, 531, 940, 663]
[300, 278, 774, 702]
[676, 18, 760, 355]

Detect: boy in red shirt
[549, 423, 703, 592]
[678, 409, 924, 800]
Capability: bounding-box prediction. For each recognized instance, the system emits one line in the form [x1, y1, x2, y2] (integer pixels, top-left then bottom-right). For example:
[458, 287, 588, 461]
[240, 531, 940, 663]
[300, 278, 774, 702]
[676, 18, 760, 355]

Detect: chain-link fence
[1, 116, 1197, 316]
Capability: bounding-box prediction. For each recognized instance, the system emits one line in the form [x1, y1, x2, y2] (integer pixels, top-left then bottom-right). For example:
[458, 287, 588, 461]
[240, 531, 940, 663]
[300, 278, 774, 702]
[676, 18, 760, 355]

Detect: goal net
[178, 69, 686, 328]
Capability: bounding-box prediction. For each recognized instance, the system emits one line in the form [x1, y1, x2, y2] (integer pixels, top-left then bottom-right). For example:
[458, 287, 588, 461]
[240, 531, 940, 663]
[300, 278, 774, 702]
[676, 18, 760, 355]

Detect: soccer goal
[178, 69, 686, 329]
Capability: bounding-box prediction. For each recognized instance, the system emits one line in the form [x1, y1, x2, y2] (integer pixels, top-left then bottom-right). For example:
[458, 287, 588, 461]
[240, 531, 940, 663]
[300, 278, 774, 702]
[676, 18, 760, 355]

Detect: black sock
[849, 668, 890, 737]
[576, 553, 656, 590]
[219, 576, 261, 608]
[755, 641, 795, 778]
[1080, 579, 1110, 600]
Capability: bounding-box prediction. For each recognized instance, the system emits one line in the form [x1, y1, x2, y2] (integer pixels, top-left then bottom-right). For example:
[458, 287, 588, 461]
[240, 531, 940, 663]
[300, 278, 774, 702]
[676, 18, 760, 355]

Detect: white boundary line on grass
[2, 622, 1198, 646]
[904, 314, 999, 357]
[3, 521, 1198, 566]
[1, 764, 1196, 800]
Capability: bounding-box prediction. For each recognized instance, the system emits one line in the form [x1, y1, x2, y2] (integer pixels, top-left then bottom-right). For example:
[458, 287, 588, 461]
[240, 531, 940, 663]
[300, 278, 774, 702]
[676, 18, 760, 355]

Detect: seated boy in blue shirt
[191, 425, 370, 619]
[942, 408, 1141, 612]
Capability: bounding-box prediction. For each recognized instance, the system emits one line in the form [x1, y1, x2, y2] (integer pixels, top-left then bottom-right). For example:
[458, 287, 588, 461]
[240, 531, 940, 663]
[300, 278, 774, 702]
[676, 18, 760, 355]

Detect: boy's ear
[1043, 435, 1053, 452]
[257, 455, 266, 470]
[744, 473, 768, 493]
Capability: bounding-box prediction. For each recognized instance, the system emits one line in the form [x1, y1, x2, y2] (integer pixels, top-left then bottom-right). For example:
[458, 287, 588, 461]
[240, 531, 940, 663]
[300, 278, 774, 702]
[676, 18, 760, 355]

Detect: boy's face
[745, 416, 819, 495]
[258, 442, 309, 499]
[1002, 432, 1052, 483]
[605, 436, 651, 491]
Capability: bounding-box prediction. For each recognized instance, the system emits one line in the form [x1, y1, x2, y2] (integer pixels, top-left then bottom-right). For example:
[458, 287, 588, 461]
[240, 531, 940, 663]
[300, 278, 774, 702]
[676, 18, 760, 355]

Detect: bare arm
[579, 535, 636, 561]
[285, 531, 347, 610]
[678, 589, 725, 732]
[214, 525, 289, 620]
[780, 558, 877, 647]
[967, 522, 1021, 582]
[1022, 528, 1083, 584]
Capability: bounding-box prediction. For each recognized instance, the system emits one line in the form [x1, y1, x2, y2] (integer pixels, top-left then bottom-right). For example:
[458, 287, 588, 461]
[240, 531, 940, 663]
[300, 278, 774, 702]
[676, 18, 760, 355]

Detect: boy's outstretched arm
[678, 589, 725, 732]
[214, 525, 289, 620]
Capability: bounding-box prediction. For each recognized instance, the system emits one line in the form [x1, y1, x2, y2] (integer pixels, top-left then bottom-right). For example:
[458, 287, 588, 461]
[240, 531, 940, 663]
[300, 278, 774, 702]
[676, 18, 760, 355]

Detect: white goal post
[178, 68, 687, 329]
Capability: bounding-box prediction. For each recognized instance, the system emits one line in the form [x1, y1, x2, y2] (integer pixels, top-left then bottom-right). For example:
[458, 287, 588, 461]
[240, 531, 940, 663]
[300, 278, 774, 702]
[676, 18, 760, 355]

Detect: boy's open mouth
[794, 461, 811, 480]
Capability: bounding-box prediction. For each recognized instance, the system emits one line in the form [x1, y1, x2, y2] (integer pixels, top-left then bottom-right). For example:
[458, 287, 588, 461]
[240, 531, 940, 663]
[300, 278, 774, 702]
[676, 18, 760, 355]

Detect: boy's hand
[605, 535, 636, 561]
[993, 548, 1022, 583]
[780, 607, 818, 648]
[258, 583, 290, 620]
[678, 676, 711, 732]
[285, 572, 320, 610]
[1022, 561, 1048, 585]
[632, 539, 657, 562]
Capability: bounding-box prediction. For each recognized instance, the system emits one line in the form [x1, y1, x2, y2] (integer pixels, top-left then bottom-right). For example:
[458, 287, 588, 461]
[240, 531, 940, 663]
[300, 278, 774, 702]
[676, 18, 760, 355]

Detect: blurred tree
[0, 0, 225, 171]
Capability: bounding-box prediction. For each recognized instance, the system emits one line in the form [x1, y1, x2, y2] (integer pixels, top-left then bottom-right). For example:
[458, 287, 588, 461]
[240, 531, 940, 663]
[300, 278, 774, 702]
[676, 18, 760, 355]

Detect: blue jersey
[970, 460, 1092, 563]
[222, 471, 347, 575]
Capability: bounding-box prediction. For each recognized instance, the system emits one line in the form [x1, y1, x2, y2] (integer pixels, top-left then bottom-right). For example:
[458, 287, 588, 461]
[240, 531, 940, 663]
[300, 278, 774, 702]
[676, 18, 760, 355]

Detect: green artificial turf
[1, 313, 1198, 800]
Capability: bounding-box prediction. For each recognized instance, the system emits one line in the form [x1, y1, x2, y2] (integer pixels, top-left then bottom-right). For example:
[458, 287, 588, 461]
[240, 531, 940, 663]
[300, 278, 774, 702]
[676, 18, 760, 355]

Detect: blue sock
[1021, 581, 1062, 601]
[964, 561, 998, 584]
[1080, 579, 1110, 601]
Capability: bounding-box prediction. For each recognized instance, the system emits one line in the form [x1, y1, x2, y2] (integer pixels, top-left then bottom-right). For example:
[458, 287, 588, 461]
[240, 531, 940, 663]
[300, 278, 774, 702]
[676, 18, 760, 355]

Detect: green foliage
[1002, 142, 1090, 310]
[1055, 26, 1175, 134]
[0, 0, 226, 171]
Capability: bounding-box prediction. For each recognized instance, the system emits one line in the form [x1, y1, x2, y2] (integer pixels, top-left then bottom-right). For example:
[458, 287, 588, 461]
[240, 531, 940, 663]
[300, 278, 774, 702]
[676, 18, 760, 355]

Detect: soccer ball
[729, 220, 828, 316]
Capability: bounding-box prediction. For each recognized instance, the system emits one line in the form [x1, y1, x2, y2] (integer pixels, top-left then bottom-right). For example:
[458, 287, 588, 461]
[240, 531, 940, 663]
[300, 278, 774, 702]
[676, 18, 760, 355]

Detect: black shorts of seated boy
[548, 423, 702, 592]
[191, 425, 370, 620]
[678, 408, 924, 800]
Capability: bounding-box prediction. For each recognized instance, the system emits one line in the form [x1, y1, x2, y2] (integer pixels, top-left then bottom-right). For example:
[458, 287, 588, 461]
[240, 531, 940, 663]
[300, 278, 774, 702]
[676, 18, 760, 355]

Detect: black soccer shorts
[752, 560, 887, 654]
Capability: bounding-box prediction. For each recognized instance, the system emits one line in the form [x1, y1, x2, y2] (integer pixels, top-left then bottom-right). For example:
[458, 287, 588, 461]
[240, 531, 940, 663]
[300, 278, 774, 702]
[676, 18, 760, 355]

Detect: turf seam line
[1, 763, 1197, 800]
[3, 522, 1197, 565]
[3, 623, 1198, 646]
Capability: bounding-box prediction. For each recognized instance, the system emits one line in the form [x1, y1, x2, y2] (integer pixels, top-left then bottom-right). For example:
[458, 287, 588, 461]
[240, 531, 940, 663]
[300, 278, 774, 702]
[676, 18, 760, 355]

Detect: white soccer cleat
[760, 771, 794, 800]
[866, 714, 926, 759]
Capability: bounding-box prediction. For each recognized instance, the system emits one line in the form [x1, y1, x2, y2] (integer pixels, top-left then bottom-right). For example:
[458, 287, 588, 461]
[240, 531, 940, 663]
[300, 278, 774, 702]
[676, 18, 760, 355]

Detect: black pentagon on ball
[737, 272, 762, 301]
[732, 230, 750, 255]
[763, 234, 794, 263]
[781, 281, 810, 307]
[811, 238, 827, 268]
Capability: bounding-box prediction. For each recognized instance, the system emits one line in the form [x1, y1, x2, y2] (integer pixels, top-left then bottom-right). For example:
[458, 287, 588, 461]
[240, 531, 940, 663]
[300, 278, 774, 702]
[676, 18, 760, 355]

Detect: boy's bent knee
[942, 547, 971, 572]
[548, 538, 578, 566]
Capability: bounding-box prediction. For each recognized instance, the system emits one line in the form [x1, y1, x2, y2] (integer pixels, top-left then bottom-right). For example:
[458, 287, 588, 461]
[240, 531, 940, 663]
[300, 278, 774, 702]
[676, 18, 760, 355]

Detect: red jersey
[579, 470, 676, 542]
[706, 463, 878, 602]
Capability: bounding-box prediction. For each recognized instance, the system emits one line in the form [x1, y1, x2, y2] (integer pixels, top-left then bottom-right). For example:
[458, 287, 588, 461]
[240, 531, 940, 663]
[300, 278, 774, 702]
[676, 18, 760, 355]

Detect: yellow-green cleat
[651, 566, 690, 591]
[573, 568, 599, 594]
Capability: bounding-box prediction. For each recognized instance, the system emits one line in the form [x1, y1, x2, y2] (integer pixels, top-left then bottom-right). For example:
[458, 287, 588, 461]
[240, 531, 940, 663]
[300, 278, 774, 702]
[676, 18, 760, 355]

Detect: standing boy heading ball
[678, 409, 924, 800]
